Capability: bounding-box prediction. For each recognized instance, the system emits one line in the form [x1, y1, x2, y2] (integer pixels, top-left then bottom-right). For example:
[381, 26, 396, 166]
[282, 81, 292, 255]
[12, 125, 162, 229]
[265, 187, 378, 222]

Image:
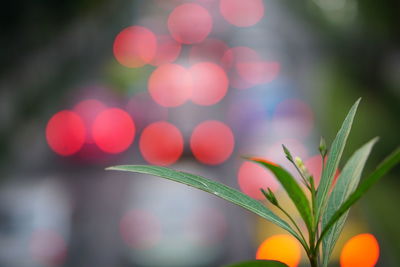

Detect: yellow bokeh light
[256, 234, 301, 267]
[340, 233, 380, 267]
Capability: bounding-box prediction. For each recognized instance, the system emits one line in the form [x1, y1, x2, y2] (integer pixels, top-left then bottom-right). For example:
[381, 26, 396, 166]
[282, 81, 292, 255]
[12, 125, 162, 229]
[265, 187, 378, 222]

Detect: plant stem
[309, 253, 319, 267]
[277, 204, 309, 253]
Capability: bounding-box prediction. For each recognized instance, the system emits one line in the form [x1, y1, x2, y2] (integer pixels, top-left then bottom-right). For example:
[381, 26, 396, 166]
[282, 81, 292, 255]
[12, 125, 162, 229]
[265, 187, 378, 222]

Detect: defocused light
[219, 0, 265, 27]
[29, 229, 67, 266]
[237, 161, 280, 200]
[304, 155, 340, 186]
[190, 120, 234, 165]
[92, 108, 135, 154]
[168, 3, 213, 44]
[222, 46, 260, 89]
[222, 46, 259, 69]
[113, 26, 157, 68]
[236, 61, 280, 84]
[190, 62, 228, 106]
[256, 234, 301, 267]
[139, 121, 183, 166]
[46, 110, 86, 156]
[340, 233, 379, 267]
[148, 63, 192, 107]
[73, 99, 106, 143]
[120, 210, 161, 250]
[189, 38, 230, 65]
[150, 34, 182, 66]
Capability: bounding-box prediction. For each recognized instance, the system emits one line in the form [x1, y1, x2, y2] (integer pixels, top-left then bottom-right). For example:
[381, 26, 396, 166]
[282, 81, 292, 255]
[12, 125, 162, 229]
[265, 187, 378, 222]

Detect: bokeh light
[190, 62, 229, 106]
[304, 155, 340, 186]
[219, 0, 265, 27]
[113, 26, 157, 68]
[236, 61, 280, 85]
[148, 63, 192, 107]
[46, 110, 86, 156]
[168, 3, 213, 44]
[222, 46, 261, 89]
[92, 108, 135, 154]
[73, 99, 106, 143]
[189, 38, 230, 65]
[340, 233, 380, 267]
[29, 229, 67, 267]
[139, 121, 183, 166]
[237, 161, 280, 200]
[150, 34, 181, 66]
[190, 120, 234, 165]
[256, 234, 301, 267]
[120, 209, 161, 250]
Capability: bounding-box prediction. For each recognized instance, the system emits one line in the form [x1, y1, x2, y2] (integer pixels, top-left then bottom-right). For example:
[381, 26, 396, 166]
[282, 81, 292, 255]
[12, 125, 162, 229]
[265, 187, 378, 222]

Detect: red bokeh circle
[150, 35, 181, 66]
[238, 161, 280, 200]
[190, 62, 229, 106]
[168, 3, 213, 44]
[219, 0, 265, 27]
[92, 108, 135, 154]
[113, 26, 157, 68]
[46, 110, 86, 156]
[190, 120, 234, 165]
[222, 46, 261, 89]
[148, 63, 192, 107]
[139, 121, 184, 166]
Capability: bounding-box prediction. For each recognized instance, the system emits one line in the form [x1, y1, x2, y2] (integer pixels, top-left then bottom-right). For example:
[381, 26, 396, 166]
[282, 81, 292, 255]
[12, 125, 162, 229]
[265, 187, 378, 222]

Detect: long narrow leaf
[224, 260, 288, 267]
[247, 158, 313, 233]
[316, 98, 361, 219]
[318, 146, 400, 249]
[106, 165, 305, 246]
[321, 137, 378, 266]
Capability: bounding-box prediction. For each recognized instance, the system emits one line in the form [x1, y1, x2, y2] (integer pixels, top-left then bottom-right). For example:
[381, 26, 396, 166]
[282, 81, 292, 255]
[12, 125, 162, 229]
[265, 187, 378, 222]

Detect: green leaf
[318, 146, 400, 250]
[316, 98, 361, 219]
[224, 260, 288, 267]
[106, 165, 305, 248]
[247, 158, 313, 233]
[321, 137, 378, 267]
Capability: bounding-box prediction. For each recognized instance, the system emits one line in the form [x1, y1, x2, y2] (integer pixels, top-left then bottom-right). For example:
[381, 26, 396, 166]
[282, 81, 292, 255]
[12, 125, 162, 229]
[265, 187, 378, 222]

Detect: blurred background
[0, 0, 399, 266]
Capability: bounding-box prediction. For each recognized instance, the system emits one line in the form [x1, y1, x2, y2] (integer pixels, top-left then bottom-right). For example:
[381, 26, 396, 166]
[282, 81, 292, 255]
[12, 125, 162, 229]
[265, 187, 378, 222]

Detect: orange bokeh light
[46, 110, 86, 156]
[340, 233, 380, 267]
[219, 0, 265, 27]
[113, 26, 157, 68]
[237, 161, 280, 200]
[190, 120, 234, 165]
[150, 34, 181, 66]
[190, 62, 229, 106]
[139, 121, 183, 166]
[256, 234, 301, 267]
[189, 38, 230, 65]
[168, 3, 213, 44]
[148, 63, 192, 107]
[92, 108, 135, 154]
